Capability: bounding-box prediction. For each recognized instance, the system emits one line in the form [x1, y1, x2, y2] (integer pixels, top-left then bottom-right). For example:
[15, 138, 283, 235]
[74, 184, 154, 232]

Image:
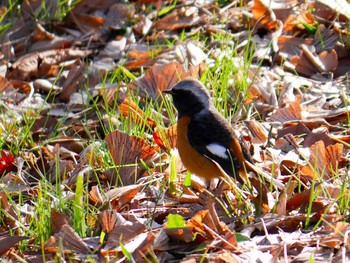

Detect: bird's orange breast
[177, 116, 225, 180]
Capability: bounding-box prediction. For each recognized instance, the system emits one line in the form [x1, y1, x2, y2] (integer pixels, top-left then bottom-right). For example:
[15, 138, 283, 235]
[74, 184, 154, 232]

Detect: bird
[163, 77, 251, 184]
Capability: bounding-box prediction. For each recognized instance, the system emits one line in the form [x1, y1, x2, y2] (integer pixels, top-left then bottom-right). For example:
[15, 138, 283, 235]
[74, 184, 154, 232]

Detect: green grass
[1, 0, 350, 261]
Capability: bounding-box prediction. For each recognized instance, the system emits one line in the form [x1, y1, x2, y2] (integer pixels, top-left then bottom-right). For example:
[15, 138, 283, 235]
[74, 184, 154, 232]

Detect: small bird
[164, 77, 251, 184]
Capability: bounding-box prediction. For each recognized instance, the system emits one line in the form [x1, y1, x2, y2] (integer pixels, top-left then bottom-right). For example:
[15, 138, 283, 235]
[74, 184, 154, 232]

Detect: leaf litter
[0, 0, 350, 262]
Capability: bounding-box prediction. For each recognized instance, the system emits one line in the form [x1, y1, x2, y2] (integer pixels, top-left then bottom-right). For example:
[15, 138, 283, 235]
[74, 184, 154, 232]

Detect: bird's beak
[163, 89, 173, 95]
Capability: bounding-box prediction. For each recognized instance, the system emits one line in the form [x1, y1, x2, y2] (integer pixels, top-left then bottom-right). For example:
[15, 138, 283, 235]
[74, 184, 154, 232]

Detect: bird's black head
[164, 77, 212, 117]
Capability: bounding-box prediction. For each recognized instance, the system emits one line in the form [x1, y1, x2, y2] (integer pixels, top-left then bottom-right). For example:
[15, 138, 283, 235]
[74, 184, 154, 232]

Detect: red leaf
[0, 151, 15, 175]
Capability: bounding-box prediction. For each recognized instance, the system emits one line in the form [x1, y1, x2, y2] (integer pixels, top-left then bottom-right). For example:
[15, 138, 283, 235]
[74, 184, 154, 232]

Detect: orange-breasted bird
[164, 77, 251, 184]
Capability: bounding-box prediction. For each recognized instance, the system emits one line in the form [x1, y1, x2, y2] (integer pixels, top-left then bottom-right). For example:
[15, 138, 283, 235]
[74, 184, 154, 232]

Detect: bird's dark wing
[187, 110, 243, 178]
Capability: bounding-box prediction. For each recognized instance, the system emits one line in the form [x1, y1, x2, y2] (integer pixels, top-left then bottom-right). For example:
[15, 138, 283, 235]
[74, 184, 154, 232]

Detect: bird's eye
[169, 89, 180, 95]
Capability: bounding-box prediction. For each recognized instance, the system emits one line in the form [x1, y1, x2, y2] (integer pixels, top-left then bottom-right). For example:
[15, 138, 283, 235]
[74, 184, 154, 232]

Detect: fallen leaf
[132, 62, 187, 99]
[0, 236, 29, 256]
[104, 3, 135, 30]
[118, 97, 157, 130]
[154, 6, 201, 31]
[153, 125, 177, 151]
[105, 220, 146, 248]
[105, 130, 158, 185]
[58, 59, 86, 102]
[245, 120, 268, 144]
[105, 184, 143, 209]
[267, 100, 302, 123]
[45, 224, 91, 254]
[51, 209, 71, 234]
[251, 0, 280, 31]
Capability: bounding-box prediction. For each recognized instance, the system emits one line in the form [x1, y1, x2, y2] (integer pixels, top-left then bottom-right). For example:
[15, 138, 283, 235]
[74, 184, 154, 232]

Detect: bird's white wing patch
[206, 143, 229, 159]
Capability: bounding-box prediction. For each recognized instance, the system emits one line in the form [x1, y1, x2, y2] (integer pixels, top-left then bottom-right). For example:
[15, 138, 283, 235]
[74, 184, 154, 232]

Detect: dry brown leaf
[320, 222, 350, 249]
[44, 158, 75, 183]
[95, 83, 127, 106]
[275, 189, 287, 215]
[0, 192, 18, 230]
[253, 213, 306, 232]
[154, 6, 201, 31]
[123, 44, 166, 70]
[290, 45, 338, 77]
[301, 141, 344, 180]
[245, 82, 278, 115]
[331, 134, 350, 145]
[104, 3, 135, 30]
[164, 227, 194, 243]
[245, 120, 268, 144]
[335, 57, 350, 77]
[105, 184, 143, 209]
[313, 24, 339, 53]
[186, 210, 222, 240]
[58, 59, 86, 102]
[118, 97, 157, 130]
[9, 49, 92, 81]
[283, 11, 316, 33]
[51, 209, 71, 235]
[322, 108, 350, 125]
[251, 0, 283, 54]
[304, 141, 329, 179]
[128, 48, 162, 60]
[89, 185, 105, 205]
[178, 187, 200, 203]
[313, 0, 350, 22]
[108, 132, 151, 161]
[275, 133, 299, 152]
[70, 11, 104, 34]
[325, 143, 344, 174]
[131, 232, 156, 262]
[32, 23, 55, 42]
[105, 130, 158, 185]
[133, 62, 187, 99]
[250, 176, 271, 214]
[277, 82, 296, 107]
[277, 35, 311, 60]
[22, 0, 58, 20]
[215, 250, 240, 263]
[52, 136, 85, 155]
[319, 49, 338, 72]
[45, 224, 91, 254]
[124, 57, 157, 70]
[29, 26, 73, 52]
[207, 199, 226, 235]
[105, 220, 146, 248]
[286, 185, 316, 212]
[220, 231, 238, 250]
[153, 125, 177, 151]
[299, 200, 328, 214]
[0, 79, 31, 104]
[103, 232, 156, 262]
[0, 236, 29, 256]
[267, 100, 302, 123]
[8, 52, 40, 80]
[277, 121, 310, 139]
[0, 75, 15, 99]
[99, 210, 120, 234]
[251, 0, 282, 32]
[303, 127, 333, 148]
[30, 116, 58, 140]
